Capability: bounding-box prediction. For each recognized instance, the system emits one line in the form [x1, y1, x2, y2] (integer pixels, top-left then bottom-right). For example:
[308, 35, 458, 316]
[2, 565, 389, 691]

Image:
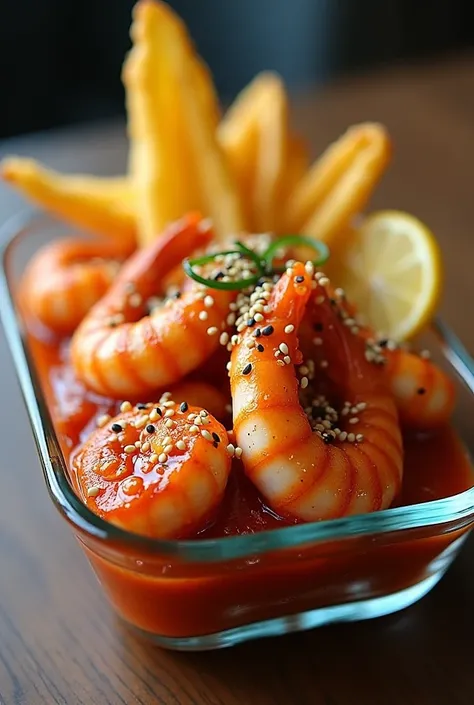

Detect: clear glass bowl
[2, 211, 474, 651]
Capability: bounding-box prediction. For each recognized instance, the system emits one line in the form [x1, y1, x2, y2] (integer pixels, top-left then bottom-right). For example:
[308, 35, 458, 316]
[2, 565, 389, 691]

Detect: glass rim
[1, 209, 474, 562]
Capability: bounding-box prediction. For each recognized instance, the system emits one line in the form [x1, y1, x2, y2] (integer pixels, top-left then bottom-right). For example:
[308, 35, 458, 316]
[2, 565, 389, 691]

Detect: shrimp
[299, 293, 456, 430]
[19, 237, 134, 335]
[72, 396, 233, 539]
[384, 348, 456, 430]
[70, 213, 235, 398]
[230, 262, 403, 521]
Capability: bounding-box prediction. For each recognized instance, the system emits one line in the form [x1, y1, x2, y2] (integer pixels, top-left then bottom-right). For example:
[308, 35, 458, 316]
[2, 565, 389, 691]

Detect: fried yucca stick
[0, 157, 136, 243]
[218, 72, 308, 233]
[123, 0, 245, 245]
[284, 122, 391, 245]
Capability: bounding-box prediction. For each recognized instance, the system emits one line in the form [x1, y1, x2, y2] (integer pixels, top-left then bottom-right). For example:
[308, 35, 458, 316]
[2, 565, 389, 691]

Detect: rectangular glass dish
[2, 211, 474, 651]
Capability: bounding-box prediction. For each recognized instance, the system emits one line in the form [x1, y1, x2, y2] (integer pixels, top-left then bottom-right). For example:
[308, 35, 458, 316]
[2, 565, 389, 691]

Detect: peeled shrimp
[20, 237, 134, 335]
[230, 263, 403, 521]
[72, 396, 232, 539]
[71, 214, 234, 398]
[385, 348, 455, 430]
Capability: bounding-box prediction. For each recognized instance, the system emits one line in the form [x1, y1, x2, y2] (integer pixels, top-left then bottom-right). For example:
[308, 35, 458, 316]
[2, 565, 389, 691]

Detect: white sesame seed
[349, 417, 359, 424]
[246, 339, 256, 349]
[226, 362, 232, 371]
[347, 433, 356, 443]
[254, 313, 264, 322]
[315, 295, 325, 305]
[220, 332, 229, 346]
[175, 440, 186, 451]
[120, 401, 132, 413]
[319, 277, 330, 286]
[150, 453, 158, 463]
[357, 402, 367, 411]
[124, 444, 136, 454]
[284, 324, 295, 334]
[356, 434, 364, 442]
[201, 429, 213, 442]
[276, 359, 285, 366]
[300, 376, 309, 389]
[141, 441, 151, 453]
[97, 414, 111, 428]
[339, 431, 348, 441]
[335, 287, 345, 298]
[158, 453, 168, 463]
[283, 356, 291, 364]
[135, 441, 142, 448]
[227, 313, 236, 326]
[299, 365, 309, 375]
[226, 443, 235, 456]
[235, 446, 243, 458]
[279, 342, 289, 355]
[163, 400, 175, 408]
[87, 486, 100, 498]
[207, 326, 218, 336]
[199, 310, 208, 321]
[129, 293, 142, 307]
[204, 295, 214, 308]
[149, 409, 159, 422]
[165, 409, 175, 418]
[189, 425, 199, 434]
[164, 444, 174, 454]
[237, 323, 247, 333]
[164, 419, 175, 428]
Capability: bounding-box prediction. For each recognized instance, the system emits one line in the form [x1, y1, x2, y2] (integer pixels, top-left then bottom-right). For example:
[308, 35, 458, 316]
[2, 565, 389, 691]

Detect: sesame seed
[315, 296, 325, 305]
[179, 402, 188, 413]
[158, 453, 168, 463]
[148, 409, 159, 422]
[299, 365, 309, 375]
[201, 429, 213, 442]
[227, 313, 236, 326]
[235, 446, 243, 458]
[155, 407, 163, 416]
[335, 288, 345, 298]
[420, 350, 431, 359]
[164, 419, 174, 428]
[129, 293, 142, 307]
[284, 324, 295, 334]
[254, 313, 264, 322]
[257, 344, 264, 352]
[189, 425, 199, 434]
[339, 431, 348, 441]
[246, 339, 256, 349]
[417, 387, 426, 395]
[194, 416, 202, 425]
[262, 325, 274, 336]
[164, 444, 174, 454]
[150, 453, 158, 463]
[207, 326, 218, 336]
[253, 303, 264, 313]
[165, 409, 175, 418]
[204, 295, 214, 308]
[162, 436, 172, 446]
[97, 414, 111, 428]
[283, 355, 291, 364]
[347, 433, 356, 443]
[212, 432, 221, 443]
[349, 417, 359, 424]
[295, 275, 305, 283]
[319, 277, 330, 286]
[162, 400, 175, 408]
[356, 434, 364, 442]
[199, 310, 208, 321]
[320, 360, 328, 368]
[279, 342, 289, 355]
[219, 332, 229, 346]
[300, 376, 309, 389]
[226, 443, 235, 456]
[226, 362, 232, 371]
[111, 423, 123, 433]
[141, 441, 151, 452]
[242, 363, 252, 375]
[124, 444, 136, 454]
[247, 317, 256, 327]
[276, 359, 285, 366]
[87, 486, 100, 498]
[357, 402, 367, 411]
[176, 440, 186, 451]
[135, 441, 142, 448]
[146, 424, 156, 434]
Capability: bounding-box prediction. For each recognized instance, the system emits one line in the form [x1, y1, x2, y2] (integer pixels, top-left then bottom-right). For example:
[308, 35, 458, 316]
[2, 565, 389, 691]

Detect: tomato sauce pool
[24, 327, 474, 639]
[27, 330, 474, 535]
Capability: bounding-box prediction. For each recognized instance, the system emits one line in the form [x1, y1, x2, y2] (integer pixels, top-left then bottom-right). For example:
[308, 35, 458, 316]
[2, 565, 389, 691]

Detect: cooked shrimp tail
[231, 263, 403, 521]
[71, 213, 234, 398]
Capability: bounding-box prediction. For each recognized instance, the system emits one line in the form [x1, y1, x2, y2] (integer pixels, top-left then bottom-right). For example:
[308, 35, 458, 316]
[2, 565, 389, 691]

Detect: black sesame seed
[329, 298, 337, 306]
[137, 403, 147, 410]
[262, 325, 274, 336]
[417, 387, 426, 395]
[111, 423, 123, 433]
[242, 363, 252, 375]
[109, 321, 118, 328]
[256, 278, 267, 287]
[213, 441, 219, 448]
[378, 338, 388, 347]
[146, 424, 156, 434]
[247, 317, 256, 327]
[155, 407, 163, 416]
[257, 344, 264, 352]
[213, 270, 225, 281]
[180, 401, 188, 413]
[313, 322, 324, 332]
[295, 275, 305, 283]
[253, 328, 262, 338]
[173, 291, 182, 299]
[321, 432, 333, 444]
[212, 432, 221, 443]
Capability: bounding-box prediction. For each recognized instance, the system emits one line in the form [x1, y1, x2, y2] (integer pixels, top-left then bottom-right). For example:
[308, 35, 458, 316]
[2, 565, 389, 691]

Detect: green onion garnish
[263, 235, 330, 272]
[183, 250, 263, 290]
[182, 234, 330, 290]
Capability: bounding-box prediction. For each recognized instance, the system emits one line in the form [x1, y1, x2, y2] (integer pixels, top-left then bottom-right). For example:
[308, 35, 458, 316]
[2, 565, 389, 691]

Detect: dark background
[0, 0, 473, 139]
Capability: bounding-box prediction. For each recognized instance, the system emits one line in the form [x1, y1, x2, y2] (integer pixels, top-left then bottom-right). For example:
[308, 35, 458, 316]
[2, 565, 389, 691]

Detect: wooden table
[1, 53, 474, 705]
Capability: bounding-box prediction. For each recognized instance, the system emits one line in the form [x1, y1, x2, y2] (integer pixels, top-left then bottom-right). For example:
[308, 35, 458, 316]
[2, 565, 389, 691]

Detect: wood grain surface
[1, 53, 474, 705]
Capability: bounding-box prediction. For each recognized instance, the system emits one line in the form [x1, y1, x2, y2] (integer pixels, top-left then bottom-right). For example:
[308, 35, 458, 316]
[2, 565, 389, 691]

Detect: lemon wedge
[327, 210, 443, 341]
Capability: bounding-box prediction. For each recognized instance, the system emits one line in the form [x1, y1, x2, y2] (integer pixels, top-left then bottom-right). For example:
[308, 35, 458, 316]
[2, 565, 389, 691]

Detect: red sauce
[25, 327, 474, 638]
